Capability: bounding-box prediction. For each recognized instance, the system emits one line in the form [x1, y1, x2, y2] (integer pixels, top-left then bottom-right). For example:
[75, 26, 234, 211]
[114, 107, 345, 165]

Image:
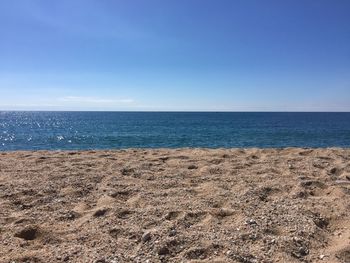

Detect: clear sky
[0, 0, 349, 111]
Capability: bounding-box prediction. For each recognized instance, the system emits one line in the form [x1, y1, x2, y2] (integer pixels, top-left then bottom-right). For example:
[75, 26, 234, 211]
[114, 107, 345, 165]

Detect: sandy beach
[0, 148, 349, 263]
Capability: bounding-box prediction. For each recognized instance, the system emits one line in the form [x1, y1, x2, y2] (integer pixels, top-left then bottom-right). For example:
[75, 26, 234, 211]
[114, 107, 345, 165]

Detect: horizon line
[1, 110, 350, 113]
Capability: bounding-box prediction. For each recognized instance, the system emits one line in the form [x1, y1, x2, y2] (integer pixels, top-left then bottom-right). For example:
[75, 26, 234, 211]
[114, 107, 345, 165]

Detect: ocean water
[0, 111, 349, 151]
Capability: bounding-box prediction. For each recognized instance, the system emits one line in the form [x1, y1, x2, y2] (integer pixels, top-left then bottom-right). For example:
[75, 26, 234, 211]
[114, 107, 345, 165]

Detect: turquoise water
[0, 111, 349, 150]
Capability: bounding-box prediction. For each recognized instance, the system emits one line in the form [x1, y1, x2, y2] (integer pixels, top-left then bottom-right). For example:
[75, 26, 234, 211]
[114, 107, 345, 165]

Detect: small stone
[319, 254, 325, 259]
[159, 156, 169, 161]
[330, 167, 338, 174]
[14, 226, 39, 240]
[246, 219, 257, 225]
[61, 210, 79, 220]
[169, 229, 177, 237]
[292, 246, 309, 258]
[188, 164, 198, 170]
[141, 232, 151, 242]
[158, 246, 170, 255]
[93, 208, 108, 217]
[313, 215, 329, 229]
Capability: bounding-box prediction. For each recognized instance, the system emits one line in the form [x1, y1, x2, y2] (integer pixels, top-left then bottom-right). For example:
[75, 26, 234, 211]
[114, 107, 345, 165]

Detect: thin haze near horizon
[0, 0, 350, 111]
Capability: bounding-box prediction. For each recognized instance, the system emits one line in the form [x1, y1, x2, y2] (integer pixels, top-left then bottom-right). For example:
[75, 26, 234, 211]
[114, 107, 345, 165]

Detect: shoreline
[1, 148, 349, 262]
[1, 146, 350, 152]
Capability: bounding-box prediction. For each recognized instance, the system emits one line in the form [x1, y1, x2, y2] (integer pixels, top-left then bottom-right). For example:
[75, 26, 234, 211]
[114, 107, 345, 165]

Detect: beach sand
[0, 148, 349, 262]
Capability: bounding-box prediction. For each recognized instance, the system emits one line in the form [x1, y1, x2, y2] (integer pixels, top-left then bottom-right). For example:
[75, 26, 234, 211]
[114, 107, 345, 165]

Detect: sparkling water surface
[1, 111, 350, 150]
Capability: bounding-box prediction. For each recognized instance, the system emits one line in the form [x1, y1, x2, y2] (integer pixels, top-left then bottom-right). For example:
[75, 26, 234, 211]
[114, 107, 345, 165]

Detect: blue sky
[0, 0, 349, 111]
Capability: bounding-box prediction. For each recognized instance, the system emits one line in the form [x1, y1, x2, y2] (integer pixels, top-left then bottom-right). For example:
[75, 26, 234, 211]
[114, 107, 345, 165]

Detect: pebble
[330, 167, 338, 174]
[93, 208, 108, 217]
[169, 229, 177, 237]
[246, 219, 257, 225]
[158, 246, 170, 255]
[141, 232, 152, 242]
[188, 164, 198, 170]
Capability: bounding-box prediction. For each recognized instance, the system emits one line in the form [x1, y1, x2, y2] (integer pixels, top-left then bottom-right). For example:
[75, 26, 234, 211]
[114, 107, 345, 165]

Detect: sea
[0, 111, 349, 151]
